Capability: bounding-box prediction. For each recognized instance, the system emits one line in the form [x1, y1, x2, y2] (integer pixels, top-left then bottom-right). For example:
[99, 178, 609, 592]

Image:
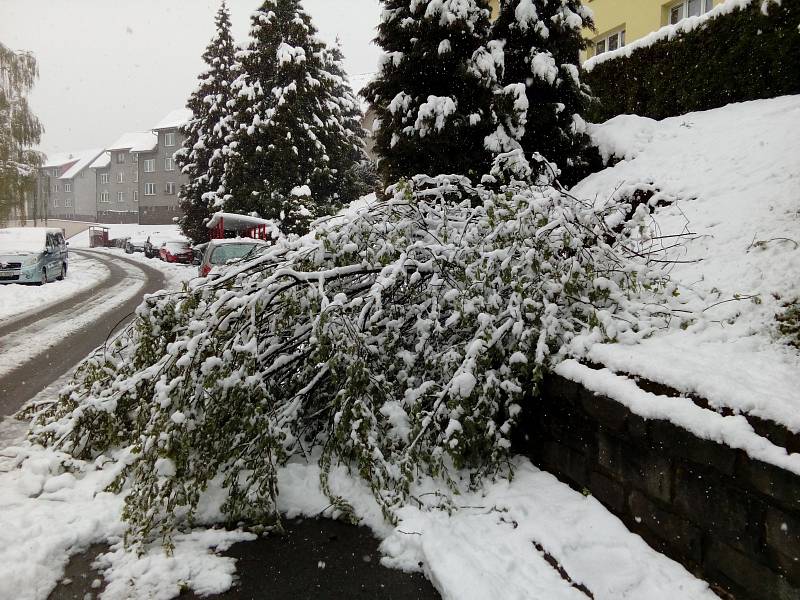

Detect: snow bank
[575, 95, 800, 431]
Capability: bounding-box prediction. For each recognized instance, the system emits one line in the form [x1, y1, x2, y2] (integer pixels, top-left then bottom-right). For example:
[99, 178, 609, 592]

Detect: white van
[0, 227, 69, 284]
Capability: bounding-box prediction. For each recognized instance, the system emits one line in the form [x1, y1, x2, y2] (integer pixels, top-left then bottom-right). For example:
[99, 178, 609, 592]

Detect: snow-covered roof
[107, 131, 158, 153]
[89, 152, 111, 169]
[207, 212, 279, 231]
[59, 149, 105, 180]
[152, 108, 193, 131]
[42, 152, 78, 169]
[0, 227, 63, 253]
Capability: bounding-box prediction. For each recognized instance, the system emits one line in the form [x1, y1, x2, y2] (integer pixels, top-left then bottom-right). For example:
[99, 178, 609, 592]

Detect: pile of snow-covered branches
[27, 169, 678, 548]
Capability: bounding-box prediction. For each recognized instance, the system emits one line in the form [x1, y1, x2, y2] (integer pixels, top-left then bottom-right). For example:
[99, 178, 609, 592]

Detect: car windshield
[209, 243, 259, 265]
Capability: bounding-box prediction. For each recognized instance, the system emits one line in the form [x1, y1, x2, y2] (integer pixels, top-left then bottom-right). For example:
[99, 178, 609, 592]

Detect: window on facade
[144, 159, 156, 173]
[54, 183, 60, 192]
[133, 153, 139, 163]
[134, 170, 139, 182]
[669, 0, 714, 24]
[165, 157, 175, 171]
[100, 191, 109, 203]
[164, 132, 176, 147]
[64, 183, 72, 192]
[117, 172, 124, 183]
[53, 198, 59, 207]
[145, 183, 156, 196]
[595, 30, 625, 55]
[117, 191, 125, 203]
[133, 191, 139, 202]
[100, 173, 109, 184]
[117, 152, 125, 164]
[65, 198, 72, 208]
[165, 182, 176, 195]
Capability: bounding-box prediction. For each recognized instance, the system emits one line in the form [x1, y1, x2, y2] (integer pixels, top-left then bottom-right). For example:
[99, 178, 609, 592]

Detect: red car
[159, 241, 194, 264]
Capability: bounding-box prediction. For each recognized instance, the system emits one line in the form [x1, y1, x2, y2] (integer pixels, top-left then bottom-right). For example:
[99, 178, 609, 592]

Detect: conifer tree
[221, 0, 365, 235]
[175, 2, 238, 244]
[491, 0, 600, 186]
[0, 41, 43, 223]
[363, 0, 497, 186]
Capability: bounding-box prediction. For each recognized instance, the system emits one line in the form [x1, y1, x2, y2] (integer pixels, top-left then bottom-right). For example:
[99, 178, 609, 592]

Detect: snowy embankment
[573, 95, 800, 431]
[0, 253, 110, 323]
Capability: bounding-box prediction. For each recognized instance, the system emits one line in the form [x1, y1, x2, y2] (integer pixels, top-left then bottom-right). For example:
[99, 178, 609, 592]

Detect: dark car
[159, 241, 194, 264]
[124, 237, 147, 254]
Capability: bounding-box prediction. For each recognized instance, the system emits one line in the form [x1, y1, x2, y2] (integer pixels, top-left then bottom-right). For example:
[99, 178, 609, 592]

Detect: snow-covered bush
[28, 168, 675, 548]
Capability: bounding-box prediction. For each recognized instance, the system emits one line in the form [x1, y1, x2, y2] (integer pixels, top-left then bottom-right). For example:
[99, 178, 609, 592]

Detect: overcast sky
[0, 0, 383, 157]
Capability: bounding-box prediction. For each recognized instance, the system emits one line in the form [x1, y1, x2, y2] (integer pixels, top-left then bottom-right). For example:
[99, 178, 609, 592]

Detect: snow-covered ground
[0, 253, 110, 323]
[574, 95, 800, 432]
[90, 246, 197, 289]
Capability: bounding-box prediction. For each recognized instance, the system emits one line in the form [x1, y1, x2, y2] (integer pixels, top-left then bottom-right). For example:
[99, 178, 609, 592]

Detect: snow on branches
[29, 168, 678, 548]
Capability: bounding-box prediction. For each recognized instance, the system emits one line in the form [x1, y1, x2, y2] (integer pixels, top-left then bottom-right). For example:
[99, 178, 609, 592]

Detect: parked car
[159, 241, 194, 264]
[125, 237, 147, 254]
[198, 238, 268, 278]
[0, 227, 69, 284]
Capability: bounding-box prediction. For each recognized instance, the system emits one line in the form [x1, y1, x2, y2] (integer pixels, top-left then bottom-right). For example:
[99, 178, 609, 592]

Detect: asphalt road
[0, 249, 166, 417]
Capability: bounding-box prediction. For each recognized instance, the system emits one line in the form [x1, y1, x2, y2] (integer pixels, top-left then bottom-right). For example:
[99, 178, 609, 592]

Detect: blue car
[0, 227, 69, 285]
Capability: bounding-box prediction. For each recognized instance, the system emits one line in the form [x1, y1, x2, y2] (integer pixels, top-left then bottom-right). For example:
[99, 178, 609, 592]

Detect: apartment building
[583, 0, 724, 59]
[102, 132, 157, 224]
[139, 108, 192, 225]
[40, 149, 104, 221]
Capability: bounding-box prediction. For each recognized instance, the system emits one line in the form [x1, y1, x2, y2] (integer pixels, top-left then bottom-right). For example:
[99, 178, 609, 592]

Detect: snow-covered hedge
[585, 0, 800, 121]
[27, 170, 678, 548]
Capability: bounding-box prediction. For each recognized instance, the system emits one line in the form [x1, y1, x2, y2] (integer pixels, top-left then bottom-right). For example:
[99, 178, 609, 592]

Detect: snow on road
[0, 256, 146, 379]
[0, 253, 110, 323]
[574, 95, 800, 431]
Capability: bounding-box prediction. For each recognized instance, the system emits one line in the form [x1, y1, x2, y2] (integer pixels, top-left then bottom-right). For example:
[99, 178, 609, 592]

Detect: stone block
[626, 412, 650, 446]
[599, 429, 673, 503]
[674, 465, 762, 555]
[579, 388, 629, 432]
[589, 470, 626, 514]
[540, 440, 590, 489]
[737, 457, 800, 512]
[650, 418, 736, 475]
[766, 507, 800, 585]
[705, 540, 800, 600]
[628, 490, 703, 564]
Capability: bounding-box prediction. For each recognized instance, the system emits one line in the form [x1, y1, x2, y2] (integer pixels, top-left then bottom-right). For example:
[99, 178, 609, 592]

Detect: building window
[53, 198, 59, 207]
[133, 190, 139, 202]
[165, 157, 175, 171]
[64, 183, 72, 192]
[117, 152, 126, 164]
[100, 172, 109, 184]
[595, 29, 625, 55]
[669, 0, 714, 24]
[100, 191, 109, 203]
[165, 182, 176, 195]
[144, 159, 156, 173]
[164, 132, 176, 147]
[134, 170, 139, 182]
[65, 198, 72, 208]
[133, 153, 139, 163]
[144, 183, 156, 196]
[117, 171, 124, 183]
[54, 183, 60, 192]
[117, 191, 125, 203]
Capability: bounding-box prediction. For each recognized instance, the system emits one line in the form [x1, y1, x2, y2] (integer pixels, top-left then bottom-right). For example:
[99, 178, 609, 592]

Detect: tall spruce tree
[175, 2, 238, 244]
[0, 41, 43, 224]
[220, 0, 365, 235]
[491, 0, 600, 186]
[363, 0, 497, 186]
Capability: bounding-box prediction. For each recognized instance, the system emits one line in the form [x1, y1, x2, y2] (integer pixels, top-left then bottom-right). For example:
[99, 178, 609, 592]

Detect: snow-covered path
[0, 250, 166, 417]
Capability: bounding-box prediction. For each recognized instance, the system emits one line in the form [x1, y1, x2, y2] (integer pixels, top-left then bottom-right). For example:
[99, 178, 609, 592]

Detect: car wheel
[58, 263, 67, 280]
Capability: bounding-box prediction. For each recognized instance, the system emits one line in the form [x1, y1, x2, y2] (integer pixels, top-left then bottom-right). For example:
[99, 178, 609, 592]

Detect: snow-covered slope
[574, 95, 800, 430]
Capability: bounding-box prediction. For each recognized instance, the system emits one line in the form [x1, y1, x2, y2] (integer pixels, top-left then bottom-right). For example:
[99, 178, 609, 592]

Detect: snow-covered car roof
[207, 237, 269, 246]
[0, 228, 62, 253]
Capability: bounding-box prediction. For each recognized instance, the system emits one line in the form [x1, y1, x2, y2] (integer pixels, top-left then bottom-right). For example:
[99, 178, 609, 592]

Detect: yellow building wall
[583, 0, 726, 59]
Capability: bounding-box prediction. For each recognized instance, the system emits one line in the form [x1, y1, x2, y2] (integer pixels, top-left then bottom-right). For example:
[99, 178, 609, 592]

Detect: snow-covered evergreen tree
[175, 1, 239, 244]
[363, 0, 497, 186]
[491, 0, 600, 186]
[220, 0, 365, 235]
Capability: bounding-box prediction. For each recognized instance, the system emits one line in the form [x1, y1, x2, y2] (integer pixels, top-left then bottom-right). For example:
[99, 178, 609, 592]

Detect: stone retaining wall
[514, 374, 800, 599]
